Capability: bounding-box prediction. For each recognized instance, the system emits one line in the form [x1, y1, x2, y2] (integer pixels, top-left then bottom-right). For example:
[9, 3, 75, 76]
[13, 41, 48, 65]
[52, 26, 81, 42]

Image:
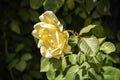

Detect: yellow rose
[32, 11, 71, 59]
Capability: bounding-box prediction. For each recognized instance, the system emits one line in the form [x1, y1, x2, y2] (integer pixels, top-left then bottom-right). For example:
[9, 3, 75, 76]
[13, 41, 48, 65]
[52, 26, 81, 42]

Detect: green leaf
[80, 25, 96, 35]
[106, 54, 120, 63]
[78, 35, 99, 56]
[100, 42, 116, 54]
[103, 66, 120, 80]
[80, 62, 90, 69]
[98, 37, 106, 45]
[77, 52, 86, 65]
[86, 0, 97, 14]
[49, 58, 61, 71]
[14, 60, 26, 72]
[66, 0, 75, 10]
[55, 74, 63, 80]
[91, 22, 105, 37]
[96, 52, 105, 64]
[68, 54, 77, 64]
[15, 43, 24, 52]
[88, 68, 103, 80]
[21, 53, 32, 61]
[84, 17, 92, 26]
[75, 69, 83, 80]
[46, 67, 55, 80]
[43, 0, 64, 12]
[92, 10, 100, 19]
[8, 59, 19, 70]
[10, 20, 20, 34]
[69, 35, 78, 47]
[97, 0, 110, 15]
[40, 57, 50, 72]
[64, 65, 79, 80]
[29, 9, 39, 22]
[30, 0, 44, 10]
[18, 8, 29, 22]
[62, 57, 67, 71]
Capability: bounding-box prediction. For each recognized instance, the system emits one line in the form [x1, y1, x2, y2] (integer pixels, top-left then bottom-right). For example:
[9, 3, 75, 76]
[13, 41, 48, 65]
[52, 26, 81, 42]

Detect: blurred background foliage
[0, 0, 120, 80]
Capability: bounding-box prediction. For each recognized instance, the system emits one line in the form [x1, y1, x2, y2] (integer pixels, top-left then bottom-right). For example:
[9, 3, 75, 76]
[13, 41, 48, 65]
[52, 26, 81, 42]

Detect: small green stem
[67, 30, 75, 34]
[67, 30, 80, 38]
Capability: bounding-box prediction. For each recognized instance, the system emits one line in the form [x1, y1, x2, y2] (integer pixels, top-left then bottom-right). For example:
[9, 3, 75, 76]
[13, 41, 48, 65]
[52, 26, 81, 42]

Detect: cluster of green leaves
[0, 0, 120, 80]
[40, 25, 120, 80]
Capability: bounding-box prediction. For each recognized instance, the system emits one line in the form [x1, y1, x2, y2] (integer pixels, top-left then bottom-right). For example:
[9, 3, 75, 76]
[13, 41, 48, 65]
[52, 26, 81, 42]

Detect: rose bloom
[32, 11, 71, 59]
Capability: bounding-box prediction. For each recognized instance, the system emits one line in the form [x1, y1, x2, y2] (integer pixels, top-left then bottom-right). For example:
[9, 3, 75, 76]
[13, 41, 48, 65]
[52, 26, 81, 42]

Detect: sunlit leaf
[62, 57, 67, 71]
[14, 60, 26, 72]
[103, 66, 120, 80]
[46, 67, 55, 80]
[80, 62, 90, 69]
[75, 69, 83, 80]
[30, 0, 44, 10]
[68, 54, 77, 64]
[55, 74, 63, 80]
[76, 52, 86, 65]
[100, 42, 116, 54]
[96, 52, 105, 64]
[64, 65, 79, 80]
[40, 57, 50, 72]
[80, 25, 96, 35]
[98, 37, 106, 45]
[78, 35, 99, 56]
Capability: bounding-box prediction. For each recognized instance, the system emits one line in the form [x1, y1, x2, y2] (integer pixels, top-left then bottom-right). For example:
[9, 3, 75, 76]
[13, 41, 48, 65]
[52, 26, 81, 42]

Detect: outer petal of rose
[37, 40, 43, 48]
[39, 11, 63, 32]
[40, 46, 52, 58]
[63, 31, 71, 52]
[32, 22, 59, 39]
[51, 48, 62, 59]
[63, 31, 69, 42]
[63, 44, 71, 53]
